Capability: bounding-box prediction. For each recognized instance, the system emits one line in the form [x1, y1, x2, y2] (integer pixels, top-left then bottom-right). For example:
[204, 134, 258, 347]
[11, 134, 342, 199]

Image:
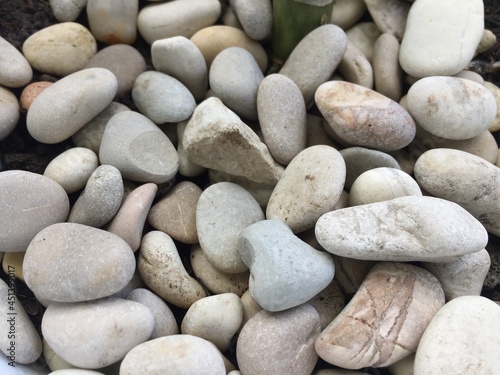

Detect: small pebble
[345, 22, 381, 61]
[229, 0, 272, 41]
[49, 0, 88, 22]
[0, 36, 32, 87]
[20, 81, 53, 111]
[484, 81, 500, 132]
[337, 41, 374, 88]
[372, 33, 403, 101]
[330, 0, 367, 30]
[308, 280, 345, 330]
[176, 120, 207, 177]
[0, 86, 20, 141]
[364, 0, 409, 41]
[87, 0, 138, 44]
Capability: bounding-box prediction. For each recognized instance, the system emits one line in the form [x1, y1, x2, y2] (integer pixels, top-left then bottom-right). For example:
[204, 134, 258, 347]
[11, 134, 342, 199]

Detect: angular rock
[0, 86, 20, 141]
[0, 36, 32, 87]
[230, 0, 272, 40]
[87, 0, 138, 44]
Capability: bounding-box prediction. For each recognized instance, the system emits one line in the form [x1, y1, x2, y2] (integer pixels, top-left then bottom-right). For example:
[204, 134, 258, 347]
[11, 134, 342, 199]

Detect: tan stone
[20, 81, 53, 110]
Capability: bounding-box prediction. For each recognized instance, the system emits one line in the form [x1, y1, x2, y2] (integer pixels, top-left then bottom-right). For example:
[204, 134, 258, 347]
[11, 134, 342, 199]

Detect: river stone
[210, 47, 263, 121]
[43, 147, 99, 194]
[120, 334, 226, 375]
[138, 231, 206, 309]
[27, 68, 117, 144]
[0, 279, 42, 364]
[230, 0, 272, 40]
[337, 41, 374, 89]
[22, 22, 97, 76]
[197, 182, 264, 273]
[68, 165, 124, 228]
[20, 81, 53, 111]
[414, 148, 500, 236]
[0, 170, 69, 252]
[181, 293, 243, 352]
[349, 167, 422, 206]
[0, 86, 20, 141]
[240, 290, 263, 327]
[138, 0, 221, 44]
[316, 81, 415, 151]
[414, 296, 500, 374]
[0, 36, 32, 87]
[345, 22, 381, 62]
[364, 0, 409, 41]
[24, 223, 135, 302]
[316, 262, 445, 369]
[49, 0, 88, 22]
[132, 71, 195, 124]
[237, 304, 321, 375]
[177, 120, 207, 177]
[42, 297, 154, 369]
[406, 76, 497, 140]
[399, 0, 484, 77]
[372, 33, 403, 101]
[126, 288, 178, 339]
[280, 24, 347, 106]
[331, 0, 367, 30]
[87, 0, 138, 44]
[266, 145, 346, 233]
[315, 196, 489, 262]
[257, 73, 307, 165]
[99, 111, 179, 184]
[239, 219, 335, 312]
[183, 97, 283, 185]
[152, 36, 208, 101]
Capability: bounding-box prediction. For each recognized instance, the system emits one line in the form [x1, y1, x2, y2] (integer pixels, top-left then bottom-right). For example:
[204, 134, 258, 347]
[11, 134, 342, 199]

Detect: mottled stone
[87, 0, 138, 44]
[0, 36, 32, 87]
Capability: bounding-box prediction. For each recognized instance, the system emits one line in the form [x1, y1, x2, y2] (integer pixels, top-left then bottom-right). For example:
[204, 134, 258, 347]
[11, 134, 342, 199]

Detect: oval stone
[331, 0, 367, 30]
[24, 223, 135, 302]
[0, 170, 69, 252]
[0, 36, 32, 87]
[0, 86, 20, 141]
[230, 0, 272, 40]
[338, 41, 374, 89]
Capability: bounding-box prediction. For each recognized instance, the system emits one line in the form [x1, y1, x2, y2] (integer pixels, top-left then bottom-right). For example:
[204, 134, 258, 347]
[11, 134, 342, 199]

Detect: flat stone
[20, 81, 53, 111]
[138, 231, 206, 309]
[22, 22, 97, 76]
[24, 223, 135, 302]
[27, 68, 117, 144]
[120, 335, 226, 375]
[414, 296, 500, 374]
[345, 22, 381, 61]
[99, 111, 179, 184]
[67, 165, 124, 228]
[316, 81, 415, 151]
[182, 97, 283, 185]
[414, 148, 500, 236]
[364, 0, 410, 41]
[87, 0, 138, 44]
[257, 73, 307, 165]
[337, 41, 374, 88]
[0, 170, 69, 252]
[239, 219, 335, 312]
[138, 0, 221, 44]
[0, 36, 32, 87]
[197, 182, 264, 273]
[406, 76, 497, 140]
[316, 262, 445, 369]
[399, 0, 484, 77]
[331, 0, 367, 30]
[49, 0, 88, 22]
[42, 297, 154, 369]
[372, 33, 403, 101]
[230, 0, 272, 40]
[237, 304, 321, 375]
[0, 86, 20, 141]
[316, 196, 489, 262]
[266, 145, 346, 233]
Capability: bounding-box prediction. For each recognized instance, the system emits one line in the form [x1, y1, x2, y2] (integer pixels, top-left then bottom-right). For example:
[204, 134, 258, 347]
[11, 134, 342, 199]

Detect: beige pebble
[364, 0, 410, 41]
[476, 29, 497, 55]
[338, 41, 374, 89]
[330, 0, 366, 30]
[240, 289, 263, 326]
[372, 33, 403, 101]
[43, 338, 77, 371]
[0, 36, 32, 87]
[453, 69, 485, 85]
[345, 22, 381, 61]
[20, 81, 53, 110]
[87, 0, 138, 44]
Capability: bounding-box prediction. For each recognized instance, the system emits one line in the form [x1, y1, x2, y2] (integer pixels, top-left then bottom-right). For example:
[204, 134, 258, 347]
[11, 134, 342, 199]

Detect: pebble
[137, 0, 221, 44]
[345, 22, 381, 61]
[257, 73, 307, 165]
[197, 182, 264, 273]
[387, 354, 415, 375]
[266, 145, 346, 233]
[337, 41, 374, 89]
[330, 0, 367, 30]
[190, 25, 268, 71]
[138, 231, 206, 308]
[372, 33, 403, 101]
[27, 68, 117, 144]
[67, 165, 124, 228]
[414, 148, 500, 236]
[49, 370, 105, 375]
[414, 296, 500, 374]
[484, 81, 500, 132]
[306, 114, 341, 149]
[237, 304, 321, 375]
[453, 69, 485, 85]
[181, 293, 243, 351]
[222, 6, 243, 29]
[349, 167, 422, 206]
[151, 36, 208, 101]
[364, 0, 409, 41]
[84, 44, 147, 98]
[99, 111, 179, 184]
[132, 71, 196, 123]
[406, 76, 497, 140]
[332, 256, 376, 295]
[24, 223, 135, 302]
[22, 22, 97, 76]
[315, 262, 445, 369]
[49, 0, 88, 22]
[182, 97, 284, 185]
[43, 147, 99, 194]
[120, 334, 226, 375]
[87, 0, 138, 44]
[190, 244, 249, 296]
[42, 297, 154, 369]
[280, 24, 347, 106]
[229, 0, 272, 41]
[126, 288, 178, 339]
[239, 219, 335, 312]
[0, 278, 42, 364]
[308, 280, 346, 330]
[476, 29, 497, 55]
[0, 36, 32, 87]
[106, 183, 157, 252]
[0, 170, 69, 252]
[421, 249, 491, 301]
[0, 86, 20, 141]
[316, 81, 416, 151]
[20, 81, 53, 111]
[315, 196, 489, 262]
[148, 181, 201, 244]
[240, 290, 263, 326]
[176, 120, 207, 177]
[210, 47, 263, 120]
[399, 0, 484, 77]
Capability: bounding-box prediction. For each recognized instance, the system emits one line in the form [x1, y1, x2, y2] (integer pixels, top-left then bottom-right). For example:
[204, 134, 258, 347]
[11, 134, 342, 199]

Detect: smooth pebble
[364, 0, 409, 41]
[87, 0, 138, 44]
[229, 0, 272, 40]
[20, 81, 53, 111]
[0, 86, 20, 141]
[345, 22, 381, 61]
[0, 36, 32, 87]
[49, 0, 88, 22]
[337, 41, 374, 88]
[372, 33, 403, 101]
[330, 0, 367, 30]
